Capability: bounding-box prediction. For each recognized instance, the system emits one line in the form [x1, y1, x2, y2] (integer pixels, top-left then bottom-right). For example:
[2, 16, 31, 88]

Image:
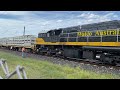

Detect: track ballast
[0, 47, 120, 76]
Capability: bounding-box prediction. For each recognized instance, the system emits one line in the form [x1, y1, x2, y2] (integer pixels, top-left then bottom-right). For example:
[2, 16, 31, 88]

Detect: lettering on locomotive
[77, 29, 120, 37]
[77, 31, 92, 36]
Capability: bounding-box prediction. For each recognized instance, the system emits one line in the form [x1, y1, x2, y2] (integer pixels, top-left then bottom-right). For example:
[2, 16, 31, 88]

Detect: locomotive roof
[59, 20, 120, 30]
[81, 20, 120, 26]
[38, 20, 120, 34]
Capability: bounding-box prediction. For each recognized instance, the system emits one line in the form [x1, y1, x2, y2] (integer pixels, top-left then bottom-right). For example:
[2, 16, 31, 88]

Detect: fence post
[0, 76, 3, 79]
[0, 59, 27, 79]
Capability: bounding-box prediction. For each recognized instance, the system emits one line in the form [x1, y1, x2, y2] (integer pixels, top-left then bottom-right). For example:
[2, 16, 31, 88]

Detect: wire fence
[0, 58, 27, 79]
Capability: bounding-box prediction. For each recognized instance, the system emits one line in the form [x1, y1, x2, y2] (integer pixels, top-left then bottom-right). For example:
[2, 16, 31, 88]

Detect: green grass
[0, 51, 120, 79]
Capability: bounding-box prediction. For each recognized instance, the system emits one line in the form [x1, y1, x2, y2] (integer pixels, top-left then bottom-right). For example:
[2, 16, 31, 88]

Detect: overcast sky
[0, 11, 120, 38]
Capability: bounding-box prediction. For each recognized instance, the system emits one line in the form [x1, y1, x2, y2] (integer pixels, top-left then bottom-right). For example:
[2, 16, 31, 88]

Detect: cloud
[76, 12, 119, 24]
[0, 11, 32, 20]
[0, 11, 29, 16]
[0, 11, 120, 38]
[56, 20, 63, 23]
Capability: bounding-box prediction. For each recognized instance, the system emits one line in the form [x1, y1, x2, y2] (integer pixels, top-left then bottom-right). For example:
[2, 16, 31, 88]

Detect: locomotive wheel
[100, 54, 105, 62]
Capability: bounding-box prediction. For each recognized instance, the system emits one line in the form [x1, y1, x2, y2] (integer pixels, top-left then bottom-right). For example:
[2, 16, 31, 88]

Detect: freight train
[1, 20, 120, 65]
[0, 35, 36, 52]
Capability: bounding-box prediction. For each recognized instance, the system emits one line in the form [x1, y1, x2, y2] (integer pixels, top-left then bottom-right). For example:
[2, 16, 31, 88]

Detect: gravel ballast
[0, 48, 120, 77]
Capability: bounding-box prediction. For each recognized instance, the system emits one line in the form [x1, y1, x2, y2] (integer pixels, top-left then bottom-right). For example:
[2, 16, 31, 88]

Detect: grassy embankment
[0, 51, 119, 79]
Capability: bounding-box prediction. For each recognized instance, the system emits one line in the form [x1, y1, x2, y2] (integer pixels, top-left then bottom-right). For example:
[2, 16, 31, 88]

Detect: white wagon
[0, 35, 36, 52]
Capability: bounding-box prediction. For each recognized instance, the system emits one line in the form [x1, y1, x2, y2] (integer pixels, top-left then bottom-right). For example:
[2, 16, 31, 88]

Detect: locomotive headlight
[96, 54, 100, 59]
[58, 51, 61, 54]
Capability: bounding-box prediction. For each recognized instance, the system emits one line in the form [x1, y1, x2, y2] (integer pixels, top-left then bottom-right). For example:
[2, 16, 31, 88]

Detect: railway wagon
[36, 20, 120, 65]
[0, 35, 36, 52]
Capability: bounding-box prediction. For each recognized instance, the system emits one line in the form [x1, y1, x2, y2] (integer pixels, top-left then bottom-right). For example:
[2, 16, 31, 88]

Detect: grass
[0, 50, 120, 79]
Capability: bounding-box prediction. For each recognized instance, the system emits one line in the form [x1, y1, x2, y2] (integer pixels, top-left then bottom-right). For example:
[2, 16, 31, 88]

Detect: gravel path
[1, 48, 120, 77]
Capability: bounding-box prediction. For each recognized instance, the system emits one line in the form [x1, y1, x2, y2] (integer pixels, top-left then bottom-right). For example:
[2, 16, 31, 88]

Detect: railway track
[55, 56, 120, 70]
[1, 47, 120, 76]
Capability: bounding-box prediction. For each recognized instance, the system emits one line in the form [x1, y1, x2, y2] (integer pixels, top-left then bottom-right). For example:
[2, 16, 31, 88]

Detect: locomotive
[36, 20, 120, 65]
[1, 20, 120, 65]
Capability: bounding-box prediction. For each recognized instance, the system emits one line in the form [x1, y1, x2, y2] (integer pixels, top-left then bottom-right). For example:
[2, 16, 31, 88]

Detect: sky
[0, 11, 120, 38]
